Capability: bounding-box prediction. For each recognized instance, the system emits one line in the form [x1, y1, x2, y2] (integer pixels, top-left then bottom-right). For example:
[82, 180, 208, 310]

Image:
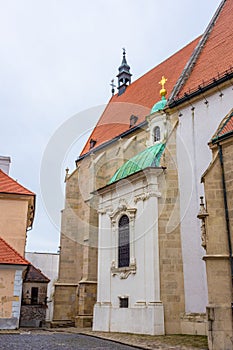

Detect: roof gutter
[168, 68, 233, 109]
[92, 165, 165, 195]
[212, 130, 233, 145]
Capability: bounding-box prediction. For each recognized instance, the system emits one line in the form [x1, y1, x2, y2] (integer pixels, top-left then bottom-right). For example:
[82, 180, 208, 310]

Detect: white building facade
[93, 167, 165, 334]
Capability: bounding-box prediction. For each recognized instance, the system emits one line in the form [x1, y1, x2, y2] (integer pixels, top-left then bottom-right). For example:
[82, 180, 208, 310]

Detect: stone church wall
[158, 127, 185, 334]
[202, 137, 233, 349]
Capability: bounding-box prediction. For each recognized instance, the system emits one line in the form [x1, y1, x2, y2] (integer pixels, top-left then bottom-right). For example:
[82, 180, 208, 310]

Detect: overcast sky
[0, 1, 221, 252]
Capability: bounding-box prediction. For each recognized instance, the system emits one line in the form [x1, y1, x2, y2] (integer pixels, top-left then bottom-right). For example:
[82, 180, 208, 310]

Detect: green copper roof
[108, 143, 165, 184]
[151, 96, 167, 114]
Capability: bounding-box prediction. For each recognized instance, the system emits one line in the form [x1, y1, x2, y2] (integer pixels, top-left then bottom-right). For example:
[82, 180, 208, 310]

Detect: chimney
[0, 156, 11, 174]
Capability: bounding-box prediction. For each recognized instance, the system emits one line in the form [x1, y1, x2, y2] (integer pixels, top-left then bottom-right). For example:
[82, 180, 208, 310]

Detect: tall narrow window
[31, 287, 38, 305]
[118, 215, 130, 268]
[153, 126, 160, 142]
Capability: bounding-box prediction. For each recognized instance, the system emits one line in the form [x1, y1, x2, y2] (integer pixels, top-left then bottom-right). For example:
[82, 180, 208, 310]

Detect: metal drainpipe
[218, 143, 233, 311]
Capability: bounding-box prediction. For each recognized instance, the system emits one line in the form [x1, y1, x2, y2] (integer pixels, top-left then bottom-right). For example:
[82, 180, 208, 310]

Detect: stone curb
[79, 331, 150, 350]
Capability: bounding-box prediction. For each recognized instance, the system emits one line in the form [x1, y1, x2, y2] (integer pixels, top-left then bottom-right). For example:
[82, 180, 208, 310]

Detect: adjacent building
[20, 264, 50, 327]
[25, 252, 59, 322]
[0, 157, 35, 329]
[0, 162, 35, 256]
[0, 237, 29, 329]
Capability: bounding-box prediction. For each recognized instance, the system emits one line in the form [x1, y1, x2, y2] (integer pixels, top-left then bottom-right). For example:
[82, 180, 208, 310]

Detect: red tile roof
[81, 37, 200, 155]
[0, 237, 29, 265]
[213, 109, 233, 140]
[219, 115, 233, 137]
[0, 169, 34, 196]
[23, 264, 50, 283]
[81, 1, 232, 156]
[178, 0, 232, 98]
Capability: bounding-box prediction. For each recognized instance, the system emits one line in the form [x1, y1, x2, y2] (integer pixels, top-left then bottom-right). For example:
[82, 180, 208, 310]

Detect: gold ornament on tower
[159, 76, 167, 97]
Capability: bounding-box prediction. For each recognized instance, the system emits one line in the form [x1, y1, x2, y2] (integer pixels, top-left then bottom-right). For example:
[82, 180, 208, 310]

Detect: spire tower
[117, 48, 132, 96]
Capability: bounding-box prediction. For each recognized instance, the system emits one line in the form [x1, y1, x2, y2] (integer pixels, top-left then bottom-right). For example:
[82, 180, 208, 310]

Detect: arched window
[153, 126, 160, 142]
[118, 215, 130, 268]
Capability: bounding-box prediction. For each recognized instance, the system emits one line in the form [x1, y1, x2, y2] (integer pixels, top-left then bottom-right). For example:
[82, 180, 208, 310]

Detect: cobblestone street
[0, 332, 140, 350]
[0, 329, 208, 350]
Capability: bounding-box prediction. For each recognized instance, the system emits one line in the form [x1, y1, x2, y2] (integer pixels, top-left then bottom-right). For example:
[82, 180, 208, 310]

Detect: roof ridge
[0, 236, 29, 265]
[168, 0, 226, 103]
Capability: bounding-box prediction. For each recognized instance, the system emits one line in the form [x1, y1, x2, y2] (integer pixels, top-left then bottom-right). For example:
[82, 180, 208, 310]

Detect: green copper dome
[108, 143, 165, 184]
[151, 96, 167, 114]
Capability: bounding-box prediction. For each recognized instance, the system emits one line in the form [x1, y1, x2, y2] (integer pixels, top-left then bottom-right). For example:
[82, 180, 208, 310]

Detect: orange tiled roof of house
[177, 0, 232, 98]
[80, 37, 200, 155]
[0, 169, 34, 196]
[0, 237, 29, 265]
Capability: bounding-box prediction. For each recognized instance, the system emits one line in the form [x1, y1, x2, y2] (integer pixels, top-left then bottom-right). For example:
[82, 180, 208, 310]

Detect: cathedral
[53, 1, 233, 348]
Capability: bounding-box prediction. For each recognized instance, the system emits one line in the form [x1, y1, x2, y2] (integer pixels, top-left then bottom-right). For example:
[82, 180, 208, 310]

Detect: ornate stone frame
[109, 199, 137, 279]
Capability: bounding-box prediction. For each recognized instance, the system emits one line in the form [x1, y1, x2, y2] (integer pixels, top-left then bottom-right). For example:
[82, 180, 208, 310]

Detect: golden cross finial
[159, 76, 167, 89]
[159, 76, 167, 97]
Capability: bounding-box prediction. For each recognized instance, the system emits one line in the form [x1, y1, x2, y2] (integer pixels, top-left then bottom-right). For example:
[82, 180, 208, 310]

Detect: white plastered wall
[93, 168, 164, 335]
[176, 86, 233, 312]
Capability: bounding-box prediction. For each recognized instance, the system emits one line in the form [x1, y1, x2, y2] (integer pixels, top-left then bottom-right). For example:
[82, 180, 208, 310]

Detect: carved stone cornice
[98, 206, 113, 215]
[98, 208, 107, 215]
[134, 191, 161, 203]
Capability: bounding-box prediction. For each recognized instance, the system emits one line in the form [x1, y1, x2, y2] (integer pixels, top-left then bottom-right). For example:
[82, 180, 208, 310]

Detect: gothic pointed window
[153, 126, 160, 142]
[118, 215, 130, 268]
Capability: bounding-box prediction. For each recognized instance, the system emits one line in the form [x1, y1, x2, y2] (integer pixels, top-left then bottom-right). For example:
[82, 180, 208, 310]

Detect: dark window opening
[129, 115, 138, 128]
[153, 126, 161, 142]
[118, 215, 130, 268]
[31, 287, 39, 305]
[90, 138, 97, 149]
[119, 297, 129, 308]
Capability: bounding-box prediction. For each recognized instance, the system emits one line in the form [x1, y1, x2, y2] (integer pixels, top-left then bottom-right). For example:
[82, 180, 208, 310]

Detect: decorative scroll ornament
[111, 258, 136, 279]
[109, 199, 137, 223]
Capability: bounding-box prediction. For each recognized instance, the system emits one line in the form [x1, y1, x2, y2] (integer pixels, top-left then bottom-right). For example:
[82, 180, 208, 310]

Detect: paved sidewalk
[0, 327, 208, 350]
